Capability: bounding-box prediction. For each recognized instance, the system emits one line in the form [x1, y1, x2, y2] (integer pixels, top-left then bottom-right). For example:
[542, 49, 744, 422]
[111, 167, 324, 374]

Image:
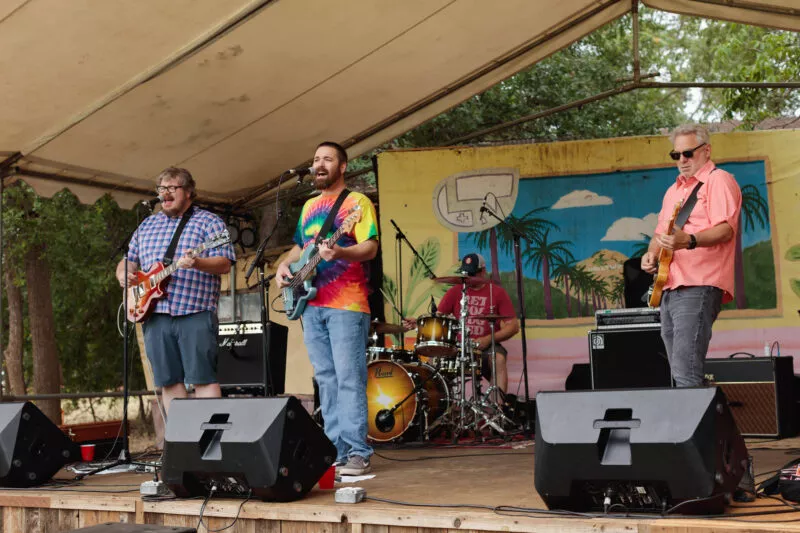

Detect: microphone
[286, 166, 317, 180]
[142, 196, 162, 209]
[479, 193, 488, 224]
[375, 409, 395, 433]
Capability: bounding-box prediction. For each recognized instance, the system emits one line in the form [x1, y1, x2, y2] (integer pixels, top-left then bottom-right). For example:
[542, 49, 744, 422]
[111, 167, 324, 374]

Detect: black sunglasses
[669, 143, 706, 161]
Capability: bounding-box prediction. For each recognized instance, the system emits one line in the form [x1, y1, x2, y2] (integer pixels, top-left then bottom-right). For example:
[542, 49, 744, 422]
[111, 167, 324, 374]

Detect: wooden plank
[57, 508, 81, 532]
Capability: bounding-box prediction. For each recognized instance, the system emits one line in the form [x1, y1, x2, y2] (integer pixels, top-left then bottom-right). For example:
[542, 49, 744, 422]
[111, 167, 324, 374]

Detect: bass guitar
[283, 206, 361, 320]
[647, 201, 682, 308]
[126, 231, 231, 322]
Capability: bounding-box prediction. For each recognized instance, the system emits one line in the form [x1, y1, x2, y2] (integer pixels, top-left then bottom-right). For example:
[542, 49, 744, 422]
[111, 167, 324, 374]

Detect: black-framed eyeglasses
[156, 185, 184, 194]
[669, 143, 706, 161]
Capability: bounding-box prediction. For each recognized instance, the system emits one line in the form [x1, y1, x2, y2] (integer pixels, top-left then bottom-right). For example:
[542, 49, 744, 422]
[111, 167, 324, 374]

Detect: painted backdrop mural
[458, 161, 775, 320]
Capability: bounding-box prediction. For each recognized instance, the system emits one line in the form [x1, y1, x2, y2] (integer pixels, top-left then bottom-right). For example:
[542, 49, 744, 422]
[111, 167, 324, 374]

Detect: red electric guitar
[125, 231, 230, 322]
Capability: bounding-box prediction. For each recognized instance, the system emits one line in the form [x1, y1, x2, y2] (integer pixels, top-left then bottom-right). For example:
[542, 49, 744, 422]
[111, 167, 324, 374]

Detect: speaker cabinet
[162, 396, 335, 501]
[218, 322, 288, 396]
[705, 356, 795, 438]
[0, 402, 80, 487]
[589, 328, 672, 389]
[535, 387, 747, 514]
[67, 524, 195, 532]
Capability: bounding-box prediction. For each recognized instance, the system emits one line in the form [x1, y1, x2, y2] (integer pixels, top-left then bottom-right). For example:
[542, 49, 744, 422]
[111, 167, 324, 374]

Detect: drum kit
[366, 275, 518, 443]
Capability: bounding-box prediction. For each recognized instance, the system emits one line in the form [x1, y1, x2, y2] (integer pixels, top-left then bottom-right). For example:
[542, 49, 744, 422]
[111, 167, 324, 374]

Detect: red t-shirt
[437, 282, 516, 338]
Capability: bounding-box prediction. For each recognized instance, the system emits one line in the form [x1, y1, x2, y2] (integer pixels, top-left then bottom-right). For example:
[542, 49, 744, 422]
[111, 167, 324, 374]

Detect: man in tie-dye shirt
[277, 141, 378, 475]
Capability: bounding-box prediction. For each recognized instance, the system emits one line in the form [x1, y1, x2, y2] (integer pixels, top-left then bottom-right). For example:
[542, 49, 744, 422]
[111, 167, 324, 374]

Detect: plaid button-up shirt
[127, 207, 235, 316]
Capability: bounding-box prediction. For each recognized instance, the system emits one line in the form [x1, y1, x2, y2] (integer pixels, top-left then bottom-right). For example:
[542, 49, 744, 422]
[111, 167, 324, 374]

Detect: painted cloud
[551, 189, 613, 209]
[602, 213, 660, 241]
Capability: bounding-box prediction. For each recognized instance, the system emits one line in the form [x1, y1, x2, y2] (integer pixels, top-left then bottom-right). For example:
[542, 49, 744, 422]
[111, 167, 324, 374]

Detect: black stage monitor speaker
[534, 387, 747, 514]
[68, 524, 196, 532]
[0, 401, 80, 487]
[161, 396, 335, 502]
[589, 328, 672, 389]
[217, 321, 288, 395]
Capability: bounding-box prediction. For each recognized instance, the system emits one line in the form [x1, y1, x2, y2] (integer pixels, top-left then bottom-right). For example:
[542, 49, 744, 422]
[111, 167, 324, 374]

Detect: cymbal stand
[451, 280, 503, 440]
[478, 320, 516, 433]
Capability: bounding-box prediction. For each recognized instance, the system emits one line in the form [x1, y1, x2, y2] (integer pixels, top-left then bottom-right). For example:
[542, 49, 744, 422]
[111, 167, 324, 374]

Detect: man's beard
[314, 172, 338, 190]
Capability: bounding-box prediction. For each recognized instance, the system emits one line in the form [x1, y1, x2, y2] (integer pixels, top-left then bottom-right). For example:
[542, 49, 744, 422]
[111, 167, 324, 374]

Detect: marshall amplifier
[218, 322, 288, 396]
[589, 328, 672, 389]
[704, 356, 795, 438]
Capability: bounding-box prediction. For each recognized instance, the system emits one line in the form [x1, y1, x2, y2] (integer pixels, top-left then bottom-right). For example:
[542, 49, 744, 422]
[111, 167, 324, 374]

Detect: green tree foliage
[2, 183, 145, 401]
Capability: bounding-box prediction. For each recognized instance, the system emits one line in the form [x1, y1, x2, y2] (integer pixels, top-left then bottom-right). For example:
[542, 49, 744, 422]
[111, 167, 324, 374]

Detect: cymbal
[432, 275, 485, 288]
[472, 313, 514, 321]
[369, 321, 406, 335]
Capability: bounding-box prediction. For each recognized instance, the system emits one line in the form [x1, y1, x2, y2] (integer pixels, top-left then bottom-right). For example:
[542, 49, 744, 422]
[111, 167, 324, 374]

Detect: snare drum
[366, 360, 449, 442]
[415, 314, 459, 358]
[367, 347, 416, 364]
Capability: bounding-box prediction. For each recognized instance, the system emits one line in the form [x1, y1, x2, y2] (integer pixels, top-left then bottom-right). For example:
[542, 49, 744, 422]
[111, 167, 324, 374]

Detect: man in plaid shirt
[116, 167, 235, 414]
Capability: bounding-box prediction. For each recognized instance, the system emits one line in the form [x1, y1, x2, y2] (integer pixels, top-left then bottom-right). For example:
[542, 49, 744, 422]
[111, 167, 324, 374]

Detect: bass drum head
[366, 360, 418, 442]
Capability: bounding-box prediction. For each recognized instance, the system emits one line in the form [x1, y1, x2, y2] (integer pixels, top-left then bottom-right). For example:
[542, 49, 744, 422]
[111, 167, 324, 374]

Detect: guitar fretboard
[289, 214, 357, 289]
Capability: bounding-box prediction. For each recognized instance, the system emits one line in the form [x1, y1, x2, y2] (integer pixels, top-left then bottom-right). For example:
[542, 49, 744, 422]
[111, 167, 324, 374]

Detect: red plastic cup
[319, 465, 335, 489]
[80, 444, 95, 462]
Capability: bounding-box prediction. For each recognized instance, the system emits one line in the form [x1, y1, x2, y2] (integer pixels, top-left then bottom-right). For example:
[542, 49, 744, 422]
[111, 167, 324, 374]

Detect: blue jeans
[302, 306, 372, 461]
[660, 286, 723, 387]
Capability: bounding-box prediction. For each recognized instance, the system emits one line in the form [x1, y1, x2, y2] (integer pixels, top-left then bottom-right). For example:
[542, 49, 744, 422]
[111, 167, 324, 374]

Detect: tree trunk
[4, 266, 26, 396]
[25, 245, 62, 423]
[564, 276, 571, 318]
[734, 213, 746, 308]
[542, 255, 553, 320]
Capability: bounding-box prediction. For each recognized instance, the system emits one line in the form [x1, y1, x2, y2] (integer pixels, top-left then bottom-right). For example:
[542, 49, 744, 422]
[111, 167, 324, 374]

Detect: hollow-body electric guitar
[283, 206, 362, 320]
[647, 201, 682, 308]
[126, 231, 230, 322]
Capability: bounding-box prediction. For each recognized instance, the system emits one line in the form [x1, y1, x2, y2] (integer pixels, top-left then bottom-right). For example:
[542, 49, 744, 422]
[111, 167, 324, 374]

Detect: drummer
[405, 253, 519, 396]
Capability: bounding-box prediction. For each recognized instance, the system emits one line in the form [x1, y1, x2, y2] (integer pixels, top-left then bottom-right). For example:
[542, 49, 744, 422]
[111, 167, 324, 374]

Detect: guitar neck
[295, 223, 351, 282]
[150, 242, 209, 283]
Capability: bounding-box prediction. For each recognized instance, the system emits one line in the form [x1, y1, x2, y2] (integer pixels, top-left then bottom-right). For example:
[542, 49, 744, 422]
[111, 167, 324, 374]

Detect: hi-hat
[432, 275, 485, 288]
[472, 313, 514, 321]
[369, 321, 406, 335]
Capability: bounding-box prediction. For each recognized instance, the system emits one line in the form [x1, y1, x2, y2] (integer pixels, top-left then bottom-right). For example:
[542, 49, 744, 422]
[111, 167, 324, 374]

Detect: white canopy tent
[0, 0, 797, 208]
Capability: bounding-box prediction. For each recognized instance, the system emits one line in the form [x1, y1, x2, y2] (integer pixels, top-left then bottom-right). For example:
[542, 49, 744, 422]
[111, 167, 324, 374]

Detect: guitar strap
[162, 205, 195, 267]
[315, 189, 351, 246]
[674, 181, 704, 230]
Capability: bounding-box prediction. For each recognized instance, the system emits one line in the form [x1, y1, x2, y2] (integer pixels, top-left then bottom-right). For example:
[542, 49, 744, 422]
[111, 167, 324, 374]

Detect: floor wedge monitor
[534, 387, 747, 514]
[161, 396, 335, 501]
[0, 401, 80, 487]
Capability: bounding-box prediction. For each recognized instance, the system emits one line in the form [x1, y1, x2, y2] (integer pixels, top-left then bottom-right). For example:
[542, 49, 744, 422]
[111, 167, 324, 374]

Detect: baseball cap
[460, 253, 486, 276]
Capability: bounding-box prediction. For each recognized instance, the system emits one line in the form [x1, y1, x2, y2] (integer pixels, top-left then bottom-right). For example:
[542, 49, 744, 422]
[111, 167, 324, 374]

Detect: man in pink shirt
[642, 124, 742, 387]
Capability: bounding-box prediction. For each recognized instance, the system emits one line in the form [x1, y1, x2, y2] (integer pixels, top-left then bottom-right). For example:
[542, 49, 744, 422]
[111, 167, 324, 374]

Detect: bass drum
[366, 360, 448, 442]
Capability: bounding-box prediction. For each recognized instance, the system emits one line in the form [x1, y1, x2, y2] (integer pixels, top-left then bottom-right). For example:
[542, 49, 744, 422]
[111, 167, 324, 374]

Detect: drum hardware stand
[451, 279, 505, 440]
[478, 319, 516, 434]
[479, 202, 534, 436]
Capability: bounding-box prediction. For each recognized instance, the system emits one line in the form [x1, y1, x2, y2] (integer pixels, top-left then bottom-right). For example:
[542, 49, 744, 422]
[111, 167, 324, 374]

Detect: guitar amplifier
[704, 356, 796, 438]
[217, 322, 288, 396]
[589, 328, 672, 389]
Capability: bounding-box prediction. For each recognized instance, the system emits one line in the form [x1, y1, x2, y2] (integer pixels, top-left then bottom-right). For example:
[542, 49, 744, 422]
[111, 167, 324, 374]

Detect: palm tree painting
[523, 229, 574, 320]
[551, 257, 577, 317]
[734, 184, 769, 309]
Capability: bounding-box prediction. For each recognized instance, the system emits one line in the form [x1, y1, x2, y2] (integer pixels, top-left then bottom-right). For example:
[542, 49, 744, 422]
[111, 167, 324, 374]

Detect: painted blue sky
[459, 161, 771, 280]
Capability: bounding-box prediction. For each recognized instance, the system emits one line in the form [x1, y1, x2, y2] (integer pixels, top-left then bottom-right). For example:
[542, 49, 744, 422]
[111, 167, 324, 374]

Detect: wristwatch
[688, 234, 697, 250]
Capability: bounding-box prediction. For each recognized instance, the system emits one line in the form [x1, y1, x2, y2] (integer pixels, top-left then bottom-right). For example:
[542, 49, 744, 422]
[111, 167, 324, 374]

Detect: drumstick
[379, 288, 404, 318]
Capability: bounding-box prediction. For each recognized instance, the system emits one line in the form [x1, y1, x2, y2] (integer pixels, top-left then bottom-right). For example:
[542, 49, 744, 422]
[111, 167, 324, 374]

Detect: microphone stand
[244, 173, 305, 396]
[479, 204, 535, 437]
[80, 205, 156, 479]
[389, 219, 436, 321]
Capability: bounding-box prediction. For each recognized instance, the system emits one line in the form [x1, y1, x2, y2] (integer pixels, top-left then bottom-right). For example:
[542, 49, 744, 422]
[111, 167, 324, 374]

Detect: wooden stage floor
[3, 437, 800, 533]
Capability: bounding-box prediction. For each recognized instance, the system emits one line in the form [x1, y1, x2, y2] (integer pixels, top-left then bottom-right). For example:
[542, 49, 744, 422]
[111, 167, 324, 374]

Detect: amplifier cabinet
[217, 321, 288, 396]
[589, 328, 672, 390]
[704, 356, 795, 438]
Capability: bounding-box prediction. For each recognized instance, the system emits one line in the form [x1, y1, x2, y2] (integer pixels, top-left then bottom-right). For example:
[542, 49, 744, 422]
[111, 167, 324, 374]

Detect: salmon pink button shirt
[654, 160, 742, 304]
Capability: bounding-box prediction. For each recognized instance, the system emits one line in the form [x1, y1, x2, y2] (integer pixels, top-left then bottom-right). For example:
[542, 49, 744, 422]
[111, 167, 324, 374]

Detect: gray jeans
[660, 286, 723, 387]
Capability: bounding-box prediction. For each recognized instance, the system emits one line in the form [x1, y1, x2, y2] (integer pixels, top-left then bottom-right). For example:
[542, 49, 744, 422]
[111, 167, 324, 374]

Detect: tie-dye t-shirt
[294, 191, 378, 314]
